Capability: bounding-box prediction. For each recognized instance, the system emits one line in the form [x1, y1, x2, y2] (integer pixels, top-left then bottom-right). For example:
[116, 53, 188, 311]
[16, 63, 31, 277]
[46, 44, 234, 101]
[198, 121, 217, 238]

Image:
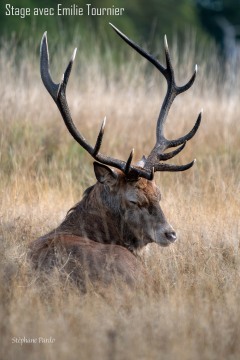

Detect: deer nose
[165, 231, 177, 242]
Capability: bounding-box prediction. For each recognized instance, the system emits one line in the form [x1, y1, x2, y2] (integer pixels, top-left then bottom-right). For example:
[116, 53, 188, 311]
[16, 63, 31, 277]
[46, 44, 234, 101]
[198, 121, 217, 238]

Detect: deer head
[39, 24, 201, 251]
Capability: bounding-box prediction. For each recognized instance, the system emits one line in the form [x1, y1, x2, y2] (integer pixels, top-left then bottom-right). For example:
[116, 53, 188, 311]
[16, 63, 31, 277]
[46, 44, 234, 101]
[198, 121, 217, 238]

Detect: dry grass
[0, 34, 240, 360]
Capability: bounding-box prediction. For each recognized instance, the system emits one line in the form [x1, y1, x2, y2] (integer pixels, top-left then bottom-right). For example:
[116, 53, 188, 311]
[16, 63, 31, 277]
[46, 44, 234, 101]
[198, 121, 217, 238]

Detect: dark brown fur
[29, 164, 176, 288]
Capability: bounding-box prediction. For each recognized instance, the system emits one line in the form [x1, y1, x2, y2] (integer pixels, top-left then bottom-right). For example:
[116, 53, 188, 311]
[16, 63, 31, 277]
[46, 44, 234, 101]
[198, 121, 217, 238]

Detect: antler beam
[110, 23, 202, 173]
[40, 32, 153, 180]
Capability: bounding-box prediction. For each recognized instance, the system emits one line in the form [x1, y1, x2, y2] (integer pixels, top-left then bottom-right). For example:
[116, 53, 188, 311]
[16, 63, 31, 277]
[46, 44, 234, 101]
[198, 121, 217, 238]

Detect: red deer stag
[29, 24, 201, 289]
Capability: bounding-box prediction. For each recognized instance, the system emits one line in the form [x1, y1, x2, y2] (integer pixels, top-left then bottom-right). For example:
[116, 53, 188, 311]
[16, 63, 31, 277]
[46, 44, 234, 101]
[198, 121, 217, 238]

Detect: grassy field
[0, 33, 240, 360]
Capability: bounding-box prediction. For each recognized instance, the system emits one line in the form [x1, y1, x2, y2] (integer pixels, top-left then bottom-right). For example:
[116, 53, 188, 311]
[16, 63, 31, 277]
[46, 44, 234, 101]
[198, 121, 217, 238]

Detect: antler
[40, 26, 201, 181]
[110, 23, 202, 173]
[40, 32, 152, 180]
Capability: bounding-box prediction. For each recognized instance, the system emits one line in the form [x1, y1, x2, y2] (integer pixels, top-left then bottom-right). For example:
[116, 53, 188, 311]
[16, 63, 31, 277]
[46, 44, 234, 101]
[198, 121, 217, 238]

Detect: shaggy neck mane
[55, 184, 139, 251]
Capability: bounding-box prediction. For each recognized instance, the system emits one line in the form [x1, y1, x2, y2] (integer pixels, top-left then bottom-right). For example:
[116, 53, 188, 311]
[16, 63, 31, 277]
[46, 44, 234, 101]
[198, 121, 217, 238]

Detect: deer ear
[94, 162, 118, 187]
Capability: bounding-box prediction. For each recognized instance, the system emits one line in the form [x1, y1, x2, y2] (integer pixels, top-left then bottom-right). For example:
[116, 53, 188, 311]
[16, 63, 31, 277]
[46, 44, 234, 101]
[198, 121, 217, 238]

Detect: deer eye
[129, 200, 138, 205]
[126, 191, 138, 205]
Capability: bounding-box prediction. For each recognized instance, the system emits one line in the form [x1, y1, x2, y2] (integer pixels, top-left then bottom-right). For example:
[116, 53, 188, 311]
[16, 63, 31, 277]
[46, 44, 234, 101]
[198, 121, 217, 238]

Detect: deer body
[29, 25, 201, 288]
[30, 165, 175, 287]
[30, 235, 144, 289]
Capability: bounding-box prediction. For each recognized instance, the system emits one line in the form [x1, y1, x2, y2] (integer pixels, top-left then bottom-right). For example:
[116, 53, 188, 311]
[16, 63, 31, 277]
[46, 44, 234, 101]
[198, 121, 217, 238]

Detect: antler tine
[109, 23, 165, 74]
[93, 117, 106, 156]
[40, 32, 154, 181]
[40, 32, 59, 101]
[158, 142, 186, 161]
[168, 111, 202, 148]
[110, 24, 201, 174]
[154, 159, 196, 172]
[125, 149, 134, 175]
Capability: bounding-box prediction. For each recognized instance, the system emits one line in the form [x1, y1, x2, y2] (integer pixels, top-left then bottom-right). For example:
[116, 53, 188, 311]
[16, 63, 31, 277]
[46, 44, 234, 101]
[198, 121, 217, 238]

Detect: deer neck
[56, 185, 126, 247]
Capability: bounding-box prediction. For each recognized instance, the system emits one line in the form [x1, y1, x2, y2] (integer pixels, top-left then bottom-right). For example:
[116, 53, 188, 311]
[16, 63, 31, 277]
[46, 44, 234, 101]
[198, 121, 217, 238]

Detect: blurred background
[0, 0, 240, 62]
